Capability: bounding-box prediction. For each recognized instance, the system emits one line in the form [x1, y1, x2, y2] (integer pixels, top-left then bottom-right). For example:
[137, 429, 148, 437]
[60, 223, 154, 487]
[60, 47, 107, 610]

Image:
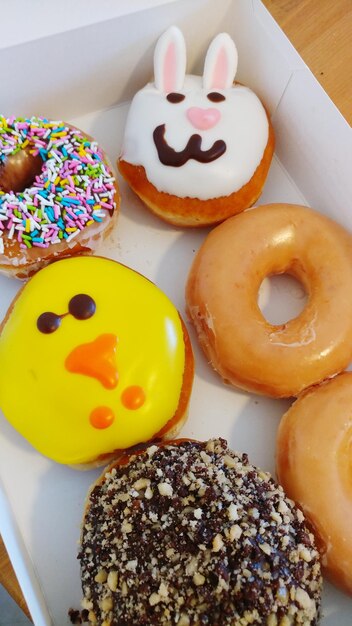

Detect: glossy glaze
[277, 372, 352, 594]
[186, 204, 352, 397]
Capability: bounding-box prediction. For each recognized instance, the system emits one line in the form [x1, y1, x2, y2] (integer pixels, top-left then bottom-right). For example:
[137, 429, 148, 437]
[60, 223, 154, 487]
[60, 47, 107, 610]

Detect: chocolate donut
[78, 439, 322, 625]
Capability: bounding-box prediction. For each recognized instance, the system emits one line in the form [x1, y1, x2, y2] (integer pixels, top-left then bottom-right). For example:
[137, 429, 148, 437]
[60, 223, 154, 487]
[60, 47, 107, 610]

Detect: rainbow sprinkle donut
[0, 116, 119, 279]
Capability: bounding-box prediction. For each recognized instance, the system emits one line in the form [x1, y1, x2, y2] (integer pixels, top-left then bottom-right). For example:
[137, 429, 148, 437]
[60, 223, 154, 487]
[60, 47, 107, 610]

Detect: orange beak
[65, 333, 119, 389]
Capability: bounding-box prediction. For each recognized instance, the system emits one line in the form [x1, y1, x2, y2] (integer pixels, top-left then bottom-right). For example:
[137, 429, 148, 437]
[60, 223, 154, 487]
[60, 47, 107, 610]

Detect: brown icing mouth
[153, 124, 226, 167]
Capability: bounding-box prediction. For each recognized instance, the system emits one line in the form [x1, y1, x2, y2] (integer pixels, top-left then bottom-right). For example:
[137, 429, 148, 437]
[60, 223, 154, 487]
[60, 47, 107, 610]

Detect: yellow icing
[0, 257, 186, 465]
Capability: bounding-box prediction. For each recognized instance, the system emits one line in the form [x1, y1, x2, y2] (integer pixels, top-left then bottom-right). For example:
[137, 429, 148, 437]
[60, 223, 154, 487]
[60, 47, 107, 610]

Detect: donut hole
[258, 273, 308, 325]
[0, 149, 43, 193]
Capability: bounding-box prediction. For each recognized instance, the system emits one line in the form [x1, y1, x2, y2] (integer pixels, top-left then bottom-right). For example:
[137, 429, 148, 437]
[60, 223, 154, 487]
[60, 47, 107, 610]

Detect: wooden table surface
[263, 0, 352, 125]
[0, 0, 351, 622]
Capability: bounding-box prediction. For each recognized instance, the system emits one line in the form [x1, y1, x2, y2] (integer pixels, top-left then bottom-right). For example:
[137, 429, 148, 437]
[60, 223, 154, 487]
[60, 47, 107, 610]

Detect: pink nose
[186, 107, 221, 130]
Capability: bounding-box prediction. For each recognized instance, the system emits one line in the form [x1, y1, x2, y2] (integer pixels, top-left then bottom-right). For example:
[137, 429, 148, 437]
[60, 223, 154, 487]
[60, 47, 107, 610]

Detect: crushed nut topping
[77, 439, 322, 625]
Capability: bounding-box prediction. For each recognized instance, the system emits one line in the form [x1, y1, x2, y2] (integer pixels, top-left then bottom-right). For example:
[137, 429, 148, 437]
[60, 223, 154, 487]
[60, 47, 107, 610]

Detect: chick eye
[167, 92, 185, 103]
[207, 92, 225, 102]
[37, 312, 61, 334]
[68, 294, 96, 320]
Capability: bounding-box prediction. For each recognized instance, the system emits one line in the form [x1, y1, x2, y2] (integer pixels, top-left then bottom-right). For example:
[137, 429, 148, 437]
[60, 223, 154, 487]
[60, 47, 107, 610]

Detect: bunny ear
[203, 33, 238, 90]
[154, 26, 186, 93]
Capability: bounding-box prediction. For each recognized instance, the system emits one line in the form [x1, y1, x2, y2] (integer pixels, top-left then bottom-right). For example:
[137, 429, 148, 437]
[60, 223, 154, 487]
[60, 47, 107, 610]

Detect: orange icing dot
[65, 333, 118, 389]
[121, 385, 146, 410]
[90, 406, 115, 429]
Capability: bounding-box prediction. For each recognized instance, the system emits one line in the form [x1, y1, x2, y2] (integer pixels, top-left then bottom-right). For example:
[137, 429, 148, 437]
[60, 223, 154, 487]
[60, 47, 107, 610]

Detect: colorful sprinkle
[0, 116, 116, 251]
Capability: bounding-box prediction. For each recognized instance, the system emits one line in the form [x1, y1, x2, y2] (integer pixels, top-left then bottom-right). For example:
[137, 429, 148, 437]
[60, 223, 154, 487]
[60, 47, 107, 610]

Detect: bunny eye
[207, 92, 226, 102]
[167, 92, 185, 104]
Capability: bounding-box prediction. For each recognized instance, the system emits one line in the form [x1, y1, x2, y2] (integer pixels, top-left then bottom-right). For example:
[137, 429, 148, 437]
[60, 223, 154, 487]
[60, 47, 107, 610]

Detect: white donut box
[0, 0, 351, 624]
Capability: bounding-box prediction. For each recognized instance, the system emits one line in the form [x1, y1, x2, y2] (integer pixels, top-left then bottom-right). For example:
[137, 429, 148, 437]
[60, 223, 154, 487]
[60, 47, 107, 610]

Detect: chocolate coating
[68, 294, 96, 320]
[37, 311, 61, 334]
[153, 124, 226, 167]
[78, 439, 322, 625]
[207, 92, 226, 102]
[166, 93, 185, 103]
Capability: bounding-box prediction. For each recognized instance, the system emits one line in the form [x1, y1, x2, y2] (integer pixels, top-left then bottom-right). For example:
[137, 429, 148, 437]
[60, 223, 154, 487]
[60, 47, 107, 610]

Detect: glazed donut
[118, 27, 274, 227]
[0, 116, 119, 279]
[0, 256, 193, 467]
[276, 372, 352, 595]
[77, 438, 322, 626]
[186, 203, 352, 398]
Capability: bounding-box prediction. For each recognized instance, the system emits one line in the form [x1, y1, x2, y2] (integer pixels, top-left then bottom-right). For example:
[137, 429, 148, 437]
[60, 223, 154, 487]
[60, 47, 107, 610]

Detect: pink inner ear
[211, 46, 228, 89]
[163, 41, 177, 93]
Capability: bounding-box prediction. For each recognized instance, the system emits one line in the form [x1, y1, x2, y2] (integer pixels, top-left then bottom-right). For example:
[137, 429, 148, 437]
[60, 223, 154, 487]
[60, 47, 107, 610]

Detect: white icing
[154, 26, 186, 93]
[120, 29, 269, 201]
[202, 33, 238, 90]
[121, 76, 269, 200]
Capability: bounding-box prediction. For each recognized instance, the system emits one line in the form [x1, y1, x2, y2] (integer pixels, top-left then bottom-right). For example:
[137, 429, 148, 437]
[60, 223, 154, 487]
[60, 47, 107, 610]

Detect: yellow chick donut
[0, 256, 194, 467]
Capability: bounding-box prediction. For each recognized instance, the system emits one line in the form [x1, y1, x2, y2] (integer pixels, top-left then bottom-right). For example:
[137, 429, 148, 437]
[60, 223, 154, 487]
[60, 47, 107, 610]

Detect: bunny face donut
[118, 27, 274, 227]
[277, 372, 352, 595]
[186, 204, 352, 398]
[0, 116, 119, 279]
[0, 256, 193, 467]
